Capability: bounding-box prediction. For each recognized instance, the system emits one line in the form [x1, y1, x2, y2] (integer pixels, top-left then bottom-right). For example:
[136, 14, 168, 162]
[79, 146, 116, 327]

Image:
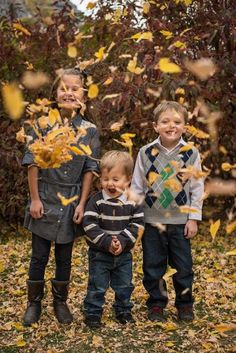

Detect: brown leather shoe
[177, 306, 194, 322]
[148, 306, 165, 322]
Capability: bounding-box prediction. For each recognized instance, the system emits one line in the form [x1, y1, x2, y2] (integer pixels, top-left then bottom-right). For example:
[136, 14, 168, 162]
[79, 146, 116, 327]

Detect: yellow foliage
[57, 192, 79, 206]
[131, 31, 153, 42]
[221, 163, 236, 171]
[209, 219, 221, 241]
[185, 125, 209, 139]
[127, 56, 145, 75]
[143, 2, 150, 14]
[172, 40, 186, 49]
[48, 108, 61, 126]
[163, 267, 177, 280]
[67, 45, 77, 58]
[94, 47, 106, 61]
[88, 84, 99, 99]
[159, 30, 173, 39]
[225, 248, 236, 256]
[13, 23, 31, 36]
[226, 221, 236, 235]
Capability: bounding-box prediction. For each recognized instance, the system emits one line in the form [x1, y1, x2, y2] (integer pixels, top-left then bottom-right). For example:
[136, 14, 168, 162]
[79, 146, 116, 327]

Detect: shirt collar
[155, 136, 186, 154]
[102, 189, 128, 202]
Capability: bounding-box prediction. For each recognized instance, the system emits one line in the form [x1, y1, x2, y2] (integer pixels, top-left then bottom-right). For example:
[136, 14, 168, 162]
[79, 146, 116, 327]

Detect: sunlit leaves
[2, 83, 25, 120]
[157, 58, 182, 74]
[221, 163, 236, 172]
[185, 125, 209, 139]
[210, 219, 221, 241]
[88, 84, 99, 99]
[94, 46, 106, 61]
[48, 109, 61, 126]
[172, 40, 186, 49]
[113, 133, 136, 155]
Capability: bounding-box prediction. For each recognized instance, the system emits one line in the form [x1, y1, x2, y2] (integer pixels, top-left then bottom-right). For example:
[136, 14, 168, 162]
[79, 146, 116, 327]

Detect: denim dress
[22, 114, 100, 244]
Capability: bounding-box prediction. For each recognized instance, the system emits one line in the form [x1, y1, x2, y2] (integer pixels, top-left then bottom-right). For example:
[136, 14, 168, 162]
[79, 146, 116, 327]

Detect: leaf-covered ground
[0, 222, 235, 353]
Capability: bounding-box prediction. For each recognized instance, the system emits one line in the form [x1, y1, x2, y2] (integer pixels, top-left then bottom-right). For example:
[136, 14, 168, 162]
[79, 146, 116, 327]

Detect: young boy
[132, 101, 204, 322]
[83, 151, 144, 328]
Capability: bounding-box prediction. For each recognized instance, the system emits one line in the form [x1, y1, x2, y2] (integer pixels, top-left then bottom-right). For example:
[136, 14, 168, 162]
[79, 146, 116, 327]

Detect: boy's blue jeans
[84, 249, 134, 317]
[142, 223, 194, 309]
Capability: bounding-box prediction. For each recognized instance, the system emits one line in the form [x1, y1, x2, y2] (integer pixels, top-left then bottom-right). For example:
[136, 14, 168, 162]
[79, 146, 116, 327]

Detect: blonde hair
[100, 150, 134, 177]
[153, 101, 188, 123]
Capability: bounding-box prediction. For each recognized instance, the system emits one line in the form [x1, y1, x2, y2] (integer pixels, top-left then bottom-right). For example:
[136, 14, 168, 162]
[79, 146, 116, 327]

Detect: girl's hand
[30, 199, 44, 219]
[73, 204, 84, 224]
[184, 220, 198, 239]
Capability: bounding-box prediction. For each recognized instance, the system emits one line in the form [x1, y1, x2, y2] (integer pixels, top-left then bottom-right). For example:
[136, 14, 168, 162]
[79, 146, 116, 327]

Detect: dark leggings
[29, 233, 74, 281]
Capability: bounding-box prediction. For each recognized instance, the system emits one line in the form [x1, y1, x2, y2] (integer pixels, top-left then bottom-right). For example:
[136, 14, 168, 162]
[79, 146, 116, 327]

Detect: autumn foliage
[0, 0, 236, 224]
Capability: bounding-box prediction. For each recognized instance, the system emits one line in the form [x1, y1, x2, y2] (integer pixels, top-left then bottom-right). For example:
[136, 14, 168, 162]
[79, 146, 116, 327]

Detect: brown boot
[51, 279, 73, 324]
[23, 280, 44, 326]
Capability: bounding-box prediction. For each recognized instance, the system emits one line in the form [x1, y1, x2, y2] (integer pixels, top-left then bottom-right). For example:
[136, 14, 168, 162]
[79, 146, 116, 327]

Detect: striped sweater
[83, 190, 144, 253]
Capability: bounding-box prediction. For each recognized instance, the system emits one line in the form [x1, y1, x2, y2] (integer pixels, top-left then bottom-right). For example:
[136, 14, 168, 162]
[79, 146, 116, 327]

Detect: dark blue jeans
[84, 249, 134, 317]
[142, 223, 194, 308]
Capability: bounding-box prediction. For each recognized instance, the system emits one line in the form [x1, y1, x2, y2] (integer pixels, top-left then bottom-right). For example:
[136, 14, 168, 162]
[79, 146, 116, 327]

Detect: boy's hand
[30, 199, 44, 219]
[73, 204, 84, 224]
[184, 220, 198, 239]
[109, 237, 123, 255]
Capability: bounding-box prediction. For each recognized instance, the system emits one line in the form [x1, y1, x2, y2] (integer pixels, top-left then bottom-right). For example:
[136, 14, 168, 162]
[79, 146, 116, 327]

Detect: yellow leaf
[163, 267, 177, 280]
[143, 2, 150, 14]
[37, 116, 49, 129]
[68, 146, 83, 155]
[79, 144, 92, 155]
[165, 341, 175, 347]
[0, 261, 5, 273]
[94, 47, 106, 61]
[225, 248, 236, 256]
[2, 83, 25, 120]
[215, 323, 236, 333]
[103, 77, 113, 85]
[184, 58, 217, 81]
[88, 84, 99, 99]
[210, 219, 221, 241]
[67, 46, 77, 58]
[163, 322, 178, 331]
[48, 108, 61, 126]
[226, 221, 236, 235]
[131, 31, 153, 42]
[172, 40, 186, 49]
[57, 192, 79, 206]
[121, 133, 136, 140]
[16, 336, 26, 347]
[86, 2, 96, 9]
[179, 143, 194, 152]
[159, 30, 173, 39]
[148, 171, 159, 185]
[175, 87, 185, 95]
[13, 23, 31, 36]
[127, 56, 145, 75]
[185, 125, 209, 139]
[179, 206, 199, 214]
[12, 322, 25, 331]
[16, 127, 26, 143]
[157, 58, 182, 74]
[221, 163, 236, 172]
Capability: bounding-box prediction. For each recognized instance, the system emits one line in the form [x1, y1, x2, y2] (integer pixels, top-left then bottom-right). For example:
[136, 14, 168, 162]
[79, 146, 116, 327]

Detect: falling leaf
[67, 45, 77, 58]
[131, 31, 153, 42]
[226, 221, 236, 235]
[185, 125, 209, 139]
[164, 178, 182, 192]
[175, 87, 185, 95]
[16, 127, 27, 143]
[157, 58, 182, 74]
[225, 249, 236, 256]
[86, 2, 96, 9]
[110, 117, 125, 132]
[221, 163, 236, 172]
[210, 219, 221, 241]
[88, 84, 99, 99]
[79, 144, 92, 155]
[184, 58, 217, 80]
[179, 206, 199, 214]
[172, 40, 186, 49]
[13, 23, 31, 36]
[22, 71, 50, 89]
[179, 142, 194, 152]
[103, 77, 113, 85]
[143, 2, 150, 14]
[2, 83, 25, 120]
[113, 133, 136, 155]
[57, 192, 79, 206]
[48, 109, 61, 126]
[163, 267, 177, 281]
[148, 171, 159, 185]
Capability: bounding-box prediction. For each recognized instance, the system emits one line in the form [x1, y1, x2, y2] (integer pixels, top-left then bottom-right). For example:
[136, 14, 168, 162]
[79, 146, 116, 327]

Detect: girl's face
[56, 74, 85, 111]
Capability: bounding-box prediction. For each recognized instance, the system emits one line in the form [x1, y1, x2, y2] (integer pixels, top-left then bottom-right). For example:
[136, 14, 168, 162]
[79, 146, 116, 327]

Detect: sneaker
[84, 315, 101, 328]
[177, 306, 194, 322]
[148, 306, 165, 322]
[116, 312, 135, 324]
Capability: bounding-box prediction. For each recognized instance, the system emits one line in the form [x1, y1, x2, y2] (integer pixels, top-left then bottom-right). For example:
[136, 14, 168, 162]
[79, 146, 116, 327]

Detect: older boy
[132, 101, 204, 322]
[83, 151, 144, 328]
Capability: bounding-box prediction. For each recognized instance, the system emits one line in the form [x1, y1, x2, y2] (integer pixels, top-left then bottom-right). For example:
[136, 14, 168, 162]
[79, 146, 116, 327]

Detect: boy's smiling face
[57, 74, 85, 111]
[153, 108, 186, 149]
[101, 165, 131, 199]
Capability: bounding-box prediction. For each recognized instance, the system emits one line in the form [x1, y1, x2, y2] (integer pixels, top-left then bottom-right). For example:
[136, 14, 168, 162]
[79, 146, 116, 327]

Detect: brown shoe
[148, 306, 165, 322]
[177, 306, 194, 322]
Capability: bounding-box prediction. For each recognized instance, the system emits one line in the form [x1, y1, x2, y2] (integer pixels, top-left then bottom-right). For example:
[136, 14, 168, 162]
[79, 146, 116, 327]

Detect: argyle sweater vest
[139, 143, 199, 224]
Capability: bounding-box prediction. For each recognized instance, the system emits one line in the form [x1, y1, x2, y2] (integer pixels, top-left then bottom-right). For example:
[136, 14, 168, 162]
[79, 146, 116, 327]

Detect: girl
[22, 68, 100, 326]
